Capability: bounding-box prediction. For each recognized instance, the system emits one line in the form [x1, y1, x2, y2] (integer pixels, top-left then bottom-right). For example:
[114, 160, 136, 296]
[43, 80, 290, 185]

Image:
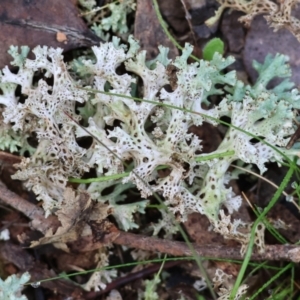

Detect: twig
[69, 226, 300, 262]
[113, 231, 300, 263]
[0, 180, 60, 234]
[0, 151, 22, 165]
[179, 0, 197, 47]
[1, 180, 300, 263]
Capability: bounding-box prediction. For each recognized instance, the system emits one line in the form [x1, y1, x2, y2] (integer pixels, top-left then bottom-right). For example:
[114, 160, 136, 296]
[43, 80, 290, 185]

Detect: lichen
[206, 0, 300, 43]
[0, 37, 299, 230]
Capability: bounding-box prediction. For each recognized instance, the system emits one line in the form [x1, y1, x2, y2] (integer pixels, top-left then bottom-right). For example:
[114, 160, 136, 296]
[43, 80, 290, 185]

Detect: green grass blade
[230, 163, 295, 299]
[152, 0, 200, 62]
[69, 172, 130, 183]
[248, 263, 292, 300]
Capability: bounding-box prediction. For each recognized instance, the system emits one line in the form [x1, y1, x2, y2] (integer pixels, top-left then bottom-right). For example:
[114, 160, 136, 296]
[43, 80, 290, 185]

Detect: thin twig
[179, 0, 198, 47]
[112, 231, 300, 263]
[0, 151, 22, 165]
[69, 226, 300, 262]
[0, 180, 60, 233]
[1, 181, 300, 263]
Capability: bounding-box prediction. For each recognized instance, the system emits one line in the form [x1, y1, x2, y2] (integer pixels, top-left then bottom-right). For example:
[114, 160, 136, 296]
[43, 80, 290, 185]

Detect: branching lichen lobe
[0, 37, 299, 248]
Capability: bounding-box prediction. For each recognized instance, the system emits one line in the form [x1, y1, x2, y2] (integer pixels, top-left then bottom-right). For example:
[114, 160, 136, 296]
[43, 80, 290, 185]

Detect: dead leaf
[0, 0, 101, 69]
[184, 212, 227, 245]
[30, 188, 105, 251]
[0, 242, 88, 298]
[69, 221, 120, 253]
[56, 251, 98, 272]
[243, 15, 300, 87]
[189, 1, 219, 40]
[221, 11, 245, 53]
[56, 188, 92, 231]
[156, 0, 188, 35]
[134, 0, 178, 60]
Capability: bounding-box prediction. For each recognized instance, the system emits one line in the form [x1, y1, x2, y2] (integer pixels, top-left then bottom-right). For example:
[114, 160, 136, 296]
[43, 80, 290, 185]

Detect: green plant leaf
[203, 38, 224, 61]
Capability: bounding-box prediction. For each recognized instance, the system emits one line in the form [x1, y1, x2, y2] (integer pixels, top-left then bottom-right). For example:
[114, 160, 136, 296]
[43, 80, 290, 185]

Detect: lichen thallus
[64, 111, 168, 189]
[63, 110, 219, 297]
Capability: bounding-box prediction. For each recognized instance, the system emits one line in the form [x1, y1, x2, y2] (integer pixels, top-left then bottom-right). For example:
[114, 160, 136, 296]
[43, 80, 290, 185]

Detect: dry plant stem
[1, 181, 300, 263]
[112, 231, 300, 263]
[179, 0, 197, 46]
[71, 228, 300, 261]
[0, 180, 60, 233]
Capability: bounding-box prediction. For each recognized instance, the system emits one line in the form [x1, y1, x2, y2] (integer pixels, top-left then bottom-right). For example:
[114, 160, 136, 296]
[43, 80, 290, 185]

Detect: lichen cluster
[0, 37, 299, 240]
[206, 0, 300, 42]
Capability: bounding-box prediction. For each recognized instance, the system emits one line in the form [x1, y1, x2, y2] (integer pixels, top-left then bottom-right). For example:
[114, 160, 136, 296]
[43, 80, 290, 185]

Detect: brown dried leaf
[56, 188, 92, 232]
[184, 212, 225, 245]
[70, 221, 120, 252]
[0, 0, 101, 69]
[30, 188, 109, 251]
[221, 11, 245, 53]
[56, 251, 98, 272]
[134, 0, 178, 60]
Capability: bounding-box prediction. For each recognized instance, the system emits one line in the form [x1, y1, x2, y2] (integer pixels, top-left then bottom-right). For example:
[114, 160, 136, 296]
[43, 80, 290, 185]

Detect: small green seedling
[203, 38, 224, 61]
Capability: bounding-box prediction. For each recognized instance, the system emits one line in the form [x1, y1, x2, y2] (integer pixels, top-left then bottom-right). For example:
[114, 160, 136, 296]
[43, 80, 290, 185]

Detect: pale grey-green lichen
[0, 38, 299, 226]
